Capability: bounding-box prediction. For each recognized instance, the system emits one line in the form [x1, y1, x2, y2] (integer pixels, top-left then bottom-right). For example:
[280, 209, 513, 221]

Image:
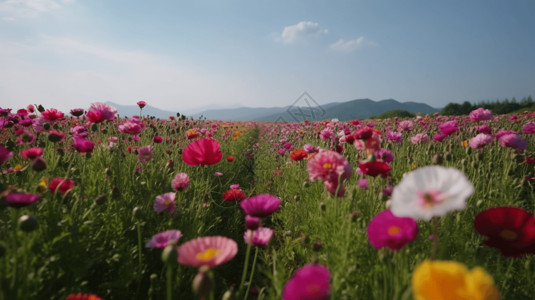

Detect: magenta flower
[182, 138, 223, 166]
[367, 209, 419, 251]
[469, 107, 493, 121]
[476, 125, 492, 134]
[432, 133, 448, 142]
[177, 236, 238, 268]
[283, 264, 331, 300]
[153, 192, 176, 214]
[137, 145, 154, 162]
[145, 230, 182, 249]
[118, 117, 144, 135]
[499, 133, 527, 151]
[86, 102, 117, 123]
[523, 122, 535, 134]
[303, 144, 320, 153]
[172, 172, 190, 191]
[21, 147, 43, 159]
[438, 120, 459, 135]
[357, 179, 369, 188]
[72, 138, 95, 154]
[5, 192, 41, 208]
[244, 227, 274, 248]
[240, 194, 281, 218]
[153, 136, 163, 143]
[137, 101, 147, 109]
[374, 148, 394, 163]
[386, 130, 403, 143]
[469, 133, 494, 149]
[398, 120, 413, 131]
[495, 129, 517, 139]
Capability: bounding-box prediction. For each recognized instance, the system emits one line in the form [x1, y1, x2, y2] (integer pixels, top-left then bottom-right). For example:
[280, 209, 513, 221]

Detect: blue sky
[1, 0, 534, 114]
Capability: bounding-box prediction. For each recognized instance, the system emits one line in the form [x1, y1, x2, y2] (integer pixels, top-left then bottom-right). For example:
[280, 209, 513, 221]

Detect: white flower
[390, 166, 474, 221]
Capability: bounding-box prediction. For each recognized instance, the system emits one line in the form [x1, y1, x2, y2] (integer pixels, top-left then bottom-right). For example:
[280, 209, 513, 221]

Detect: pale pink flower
[398, 120, 413, 131]
[468, 133, 494, 149]
[137, 145, 154, 162]
[146, 230, 182, 248]
[469, 107, 493, 122]
[177, 236, 238, 268]
[499, 133, 527, 151]
[154, 192, 176, 214]
[172, 173, 190, 191]
[410, 133, 429, 144]
[244, 227, 274, 248]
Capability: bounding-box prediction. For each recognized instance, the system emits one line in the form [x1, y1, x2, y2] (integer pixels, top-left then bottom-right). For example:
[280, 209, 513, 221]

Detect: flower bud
[31, 157, 47, 171]
[192, 266, 212, 297]
[245, 215, 260, 230]
[18, 215, 38, 232]
[161, 244, 178, 264]
[132, 206, 142, 220]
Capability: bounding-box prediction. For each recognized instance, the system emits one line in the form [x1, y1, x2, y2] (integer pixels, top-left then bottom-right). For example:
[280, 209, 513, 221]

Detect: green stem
[244, 247, 259, 300]
[166, 264, 172, 300]
[239, 242, 252, 294]
[137, 223, 143, 271]
[431, 217, 440, 260]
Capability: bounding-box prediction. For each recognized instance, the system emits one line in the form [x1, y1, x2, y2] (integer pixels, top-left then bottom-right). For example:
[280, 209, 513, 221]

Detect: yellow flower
[463, 140, 468, 148]
[412, 260, 499, 300]
[411, 163, 418, 170]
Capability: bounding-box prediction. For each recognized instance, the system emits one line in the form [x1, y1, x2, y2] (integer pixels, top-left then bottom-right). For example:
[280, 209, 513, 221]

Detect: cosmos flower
[153, 192, 176, 214]
[240, 194, 281, 218]
[367, 209, 418, 251]
[390, 166, 474, 221]
[171, 172, 190, 191]
[182, 138, 223, 166]
[307, 150, 352, 185]
[145, 230, 182, 249]
[244, 227, 274, 248]
[86, 102, 117, 123]
[474, 207, 535, 257]
[177, 236, 238, 268]
[412, 260, 499, 300]
[283, 264, 331, 300]
[522, 121, 535, 134]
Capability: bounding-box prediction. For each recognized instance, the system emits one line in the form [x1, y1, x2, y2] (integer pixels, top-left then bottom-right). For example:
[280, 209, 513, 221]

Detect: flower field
[1, 103, 534, 300]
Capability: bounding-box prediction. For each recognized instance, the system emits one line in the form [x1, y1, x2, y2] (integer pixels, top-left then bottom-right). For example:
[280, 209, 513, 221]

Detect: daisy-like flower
[412, 260, 499, 300]
[474, 207, 535, 257]
[177, 236, 238, 268]
[153, 192, 176, 214]
[244, 227, 274, 248]
[145, 230, 182, 249]
[21, 147, 43, 159]
[367, 209, 418, 251]
[240, 194, 281, 218]
[283, 264, 331, 300]
[390, 166, 474, 221]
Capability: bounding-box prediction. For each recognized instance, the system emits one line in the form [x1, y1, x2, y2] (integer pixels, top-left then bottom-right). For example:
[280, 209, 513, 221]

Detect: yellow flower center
[323, 163, 332, 169]
[388, 226, 401, 235]
[196, 248, 221, 261]
[499, 229, 518, 241]
[164, 200, 171, 206]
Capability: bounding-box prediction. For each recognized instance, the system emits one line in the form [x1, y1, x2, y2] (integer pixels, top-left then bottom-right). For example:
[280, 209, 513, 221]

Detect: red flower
[223, 188, 246, 202]
[137, 101, 146, 109]
[48, 177, 75, 194]
[290, 149, 307, 161]
[182, 138, 222, 166]
[66, 293, 103, 300]
[474, 206, 535, 257]
[21, 147, 43, 159]
[41, 108, 64, 121]
[226, 155, 235, 162]
[359, 161, 392, 177]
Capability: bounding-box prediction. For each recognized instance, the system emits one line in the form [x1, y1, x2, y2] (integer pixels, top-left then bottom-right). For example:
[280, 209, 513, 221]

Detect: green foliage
[371, 110, 415, 119]
[441, 95, 534, 115]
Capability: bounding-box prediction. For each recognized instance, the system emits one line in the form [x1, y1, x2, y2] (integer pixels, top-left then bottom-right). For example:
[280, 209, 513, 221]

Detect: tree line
[440, 96, 534, 115]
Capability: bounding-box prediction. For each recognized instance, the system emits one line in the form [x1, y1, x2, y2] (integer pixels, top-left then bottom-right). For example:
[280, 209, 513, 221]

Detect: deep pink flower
[523, 122, 535, 134]
[145, 230, 182, 248]
[21, 147, 42, 159]
[177, 236, 238, 268]
[153, 192, 176, 214]
[320, 128, 334, 141]
[72, 138, 95, 154]
[137, 145, 154, 162]
[182, 138, 223, 166]
[240, 194, 281, 218]
[244, 227, 274, 248]
[283, 264, 330, 300]
[118, 117, 144, 135]
[49, 177, 75, 194]
[469, 107, 493, 121]
[153, 136, 163, 143]
[357, 179, 369, 188]
[172, 172, 190, 191]
[306, 150, 352, 184]
[499, 133, 527, 151]
[359, 161, 392, 177]
[397, 120, 413, 131]
[41, 108, 64, 121]
[374, 148, 394, 163]
[303, 144, 319, 153]
[410, 133, 429, 144]
[137, 101, 146, 109]
[469, 133, 494, 149]
[5, 192, 41, 208]
[476, 125, 492, 134]
[86, 102, 117, 123]
[367, 209, 419, 251]
[438, 120, 459, 135]
[432, 133, 448, 142]
[495, 130, 517, 139]
[245, 215, 260, 230]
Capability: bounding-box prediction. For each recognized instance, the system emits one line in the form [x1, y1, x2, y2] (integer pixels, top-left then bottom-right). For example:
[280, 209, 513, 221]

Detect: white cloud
[280, 21, 328, 44]
[0, 0, 73, 20]
[330, 37, 376, 52]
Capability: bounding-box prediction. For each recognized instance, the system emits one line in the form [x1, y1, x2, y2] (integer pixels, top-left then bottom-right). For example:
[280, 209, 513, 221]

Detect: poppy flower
[474, 207, 535, 257]
[177, 236, 238, 268]
[358, 161, 391, 177]
[412, 260, 499, 300]
[118, 117, 144, 135]
[283, 264, 331, 300]
[5, 192, 41, 208]
[390, 166, 473, 221]
[146, 230, 182, 249]
[86, 102, 117, 123]
[226, 155, 235, 162]
[367, 209, 418, 251]
[398, 120, 413, 131]
[244, 227, 274, 248]
[41, 108, 64, 121]
[438, 120, 459, 135]
[66, 294, 103, 300]
[182, 138, 222, 166]
[410, 133, 429, 144]
[21, 147, 43, 159]
[48, 177, 75, 194]
[240, 194, 281, 218]
[290, 149, 307, 161]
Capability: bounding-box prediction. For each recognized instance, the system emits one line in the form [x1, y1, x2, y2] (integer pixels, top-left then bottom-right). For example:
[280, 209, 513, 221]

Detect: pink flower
[397, 120, 413, 131]
[499, 133, 527, 151]
[118, 117, 144, 135]
[307, 150, 352, 184]
[244, 227, 274, 248]
[153, 192, 176, 214]
[523, 122, 535, 134]
[374, 148, 394, 163]
[182, 138, 223, 166]
[72, 138, 95, 154]
[432, 133, 448, 142]
[86, 102, 117, 123]
[476, 125, 492, 134]
[240, 194, 281, 218]
[357, 179, 369, 188]
[172, 172, 190, 191]
[283, 264, 330, 300]
[137, 145, 154, 162]
[303, 144, 320, 153]
[153, 136, 163, 143]
[48, 177, 75, 194]
[41, 108, 64, 121]
[177, 236, 238, 268]
[469, 133, 494, 149]
[438, 120, 459, 135]
[145, 230, 182, 248]
[5, 192, 41, 208]
[367, 209, 418, 251]
[386, 130, 403, 143]
[214, 172, 223, 177]
[21, 147, 43, 159]
[320, 128, 334, 141]
[410, 133, 429, 144]
[469, 107, 493, 121]
[137, 101, 147, 109]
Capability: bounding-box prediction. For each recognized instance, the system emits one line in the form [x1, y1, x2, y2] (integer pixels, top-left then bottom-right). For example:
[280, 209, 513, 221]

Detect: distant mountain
[107, 98, 438, 121]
